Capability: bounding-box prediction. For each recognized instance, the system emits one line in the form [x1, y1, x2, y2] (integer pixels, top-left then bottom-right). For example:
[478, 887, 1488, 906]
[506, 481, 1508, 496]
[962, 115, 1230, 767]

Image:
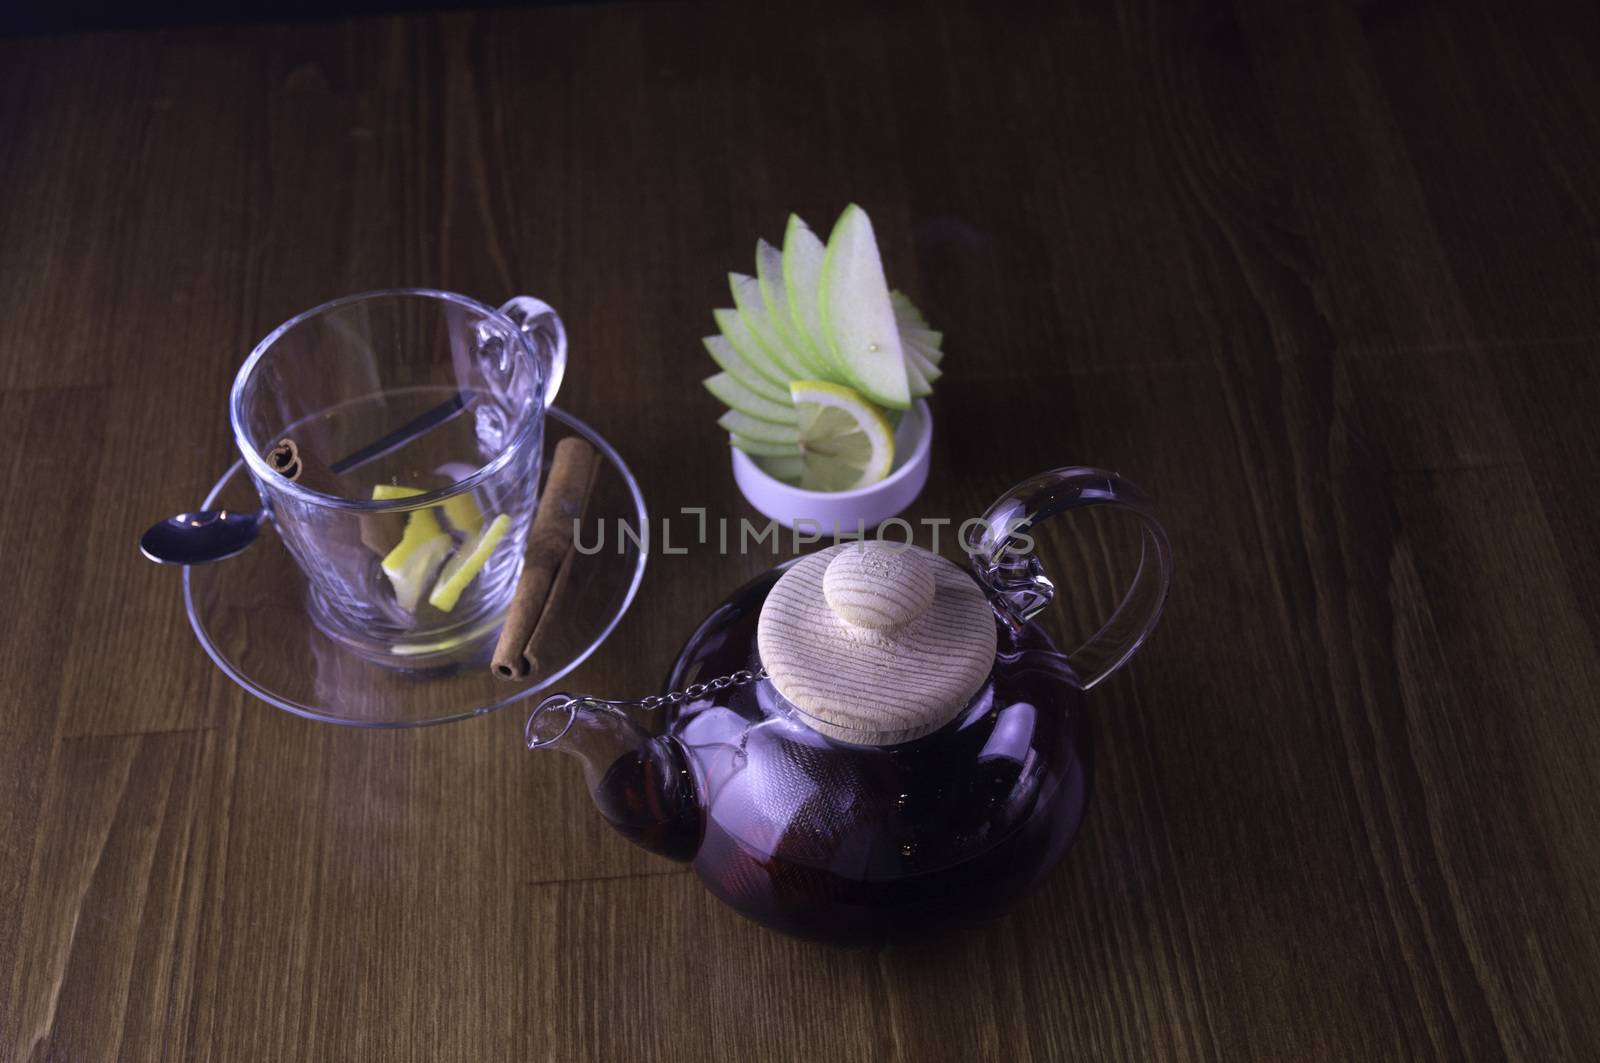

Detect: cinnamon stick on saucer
[491, 436, 600, 680]
[517, 516, 585, 679]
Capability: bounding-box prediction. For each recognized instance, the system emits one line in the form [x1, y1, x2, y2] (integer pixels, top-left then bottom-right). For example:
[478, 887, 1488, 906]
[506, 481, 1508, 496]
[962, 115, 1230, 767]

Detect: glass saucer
[183, 407, 647, 727]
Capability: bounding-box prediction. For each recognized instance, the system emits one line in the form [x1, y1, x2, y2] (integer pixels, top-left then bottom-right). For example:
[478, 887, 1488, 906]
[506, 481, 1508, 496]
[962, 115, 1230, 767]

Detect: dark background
[1, 0, 579, 36]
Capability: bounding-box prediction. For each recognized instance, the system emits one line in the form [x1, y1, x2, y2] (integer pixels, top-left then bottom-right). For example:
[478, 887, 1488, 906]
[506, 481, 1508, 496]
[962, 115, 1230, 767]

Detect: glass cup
[229, 289, 567, 665]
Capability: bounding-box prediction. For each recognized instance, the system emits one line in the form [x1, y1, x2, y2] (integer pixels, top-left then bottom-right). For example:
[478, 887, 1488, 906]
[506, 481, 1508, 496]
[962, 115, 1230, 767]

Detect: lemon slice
[380, 500, 446, 577]
[430, 464, 487, 535]
[442, 494, 483, 536]
[385, 532, 452, 611]
[789, 380, 895, 492]
[376, 479, 483, 536]
[427, 513, 511, 612]
[372, 483, 425, 502]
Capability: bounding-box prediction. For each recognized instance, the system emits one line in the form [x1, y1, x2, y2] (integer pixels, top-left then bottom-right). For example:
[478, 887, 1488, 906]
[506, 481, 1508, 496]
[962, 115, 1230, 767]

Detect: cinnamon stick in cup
[266, 438, 341, 494]
[268, 438, 405, 555]
[491, 436, 600, 680]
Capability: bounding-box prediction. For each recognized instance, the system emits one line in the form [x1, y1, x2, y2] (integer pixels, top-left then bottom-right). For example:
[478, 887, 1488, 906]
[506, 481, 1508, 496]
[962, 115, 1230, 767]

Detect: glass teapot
[525, 467, 1173, 943]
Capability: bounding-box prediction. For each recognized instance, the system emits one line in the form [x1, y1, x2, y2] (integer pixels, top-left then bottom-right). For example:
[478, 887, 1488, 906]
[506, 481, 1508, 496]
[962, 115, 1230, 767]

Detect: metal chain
[526, 668, 769, 749]
[631, 667, 770, 712]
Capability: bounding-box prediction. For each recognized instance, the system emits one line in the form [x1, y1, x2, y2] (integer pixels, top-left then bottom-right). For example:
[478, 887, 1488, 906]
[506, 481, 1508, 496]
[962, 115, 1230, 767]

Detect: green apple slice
[703, 335, 788, 404]
[731, 273, 807, 381]
[904, 356, 933, 398]
[904, 334, 944, 367]
[718, 410, 800, 445]
[714, 308, 788, 389]
[818, 204, 911, 410]
[781, 215, 840, 377]
[730, 433, 802, 457]
[892, 290, 942, 367]
[890, 290, 927, 328]
[756, 239, 828, 378]
[905, 341, 943, 382]
[428, 513, 511, 612]
[754, 453, 805, 484]
[704, 372, 797, 424]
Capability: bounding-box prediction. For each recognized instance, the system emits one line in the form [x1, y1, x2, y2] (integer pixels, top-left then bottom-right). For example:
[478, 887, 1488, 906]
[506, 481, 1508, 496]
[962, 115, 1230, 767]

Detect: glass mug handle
[498, 296, 568, 407]
[966, 467, 1174, 690]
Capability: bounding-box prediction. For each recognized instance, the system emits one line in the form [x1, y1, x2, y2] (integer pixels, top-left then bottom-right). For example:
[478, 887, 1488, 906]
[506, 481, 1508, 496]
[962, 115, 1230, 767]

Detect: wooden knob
[759, 544, 1000, 745]
[823, 543, 935, 631]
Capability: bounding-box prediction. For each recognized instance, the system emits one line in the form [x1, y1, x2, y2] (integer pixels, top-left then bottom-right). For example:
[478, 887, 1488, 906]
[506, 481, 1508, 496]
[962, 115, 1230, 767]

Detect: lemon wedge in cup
[788, 380, 895, 492]
[373, 486, 451, 609]
[442, 495, 484, 536]
[379, 497, 444, 567]
[373, 484, 425, 503]
[376, 477, 484, 536]
[429, 463, 486, 535]
[383, 531, 453, 611]
[427, 513, 511, 612]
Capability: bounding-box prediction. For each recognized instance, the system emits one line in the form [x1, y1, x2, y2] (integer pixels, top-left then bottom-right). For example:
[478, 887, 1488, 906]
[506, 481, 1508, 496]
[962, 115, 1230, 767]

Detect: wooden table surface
[4, 2, 1599, 1059]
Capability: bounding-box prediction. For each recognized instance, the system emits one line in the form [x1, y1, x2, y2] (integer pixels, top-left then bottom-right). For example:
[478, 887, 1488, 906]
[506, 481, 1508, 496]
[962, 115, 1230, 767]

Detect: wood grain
[758, 543, 998, 744]
[3, 2, 1599, 1059]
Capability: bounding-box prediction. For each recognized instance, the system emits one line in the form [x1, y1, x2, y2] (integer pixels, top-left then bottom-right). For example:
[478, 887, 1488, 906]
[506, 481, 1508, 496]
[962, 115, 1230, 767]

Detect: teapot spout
[526, 695, 703, 862]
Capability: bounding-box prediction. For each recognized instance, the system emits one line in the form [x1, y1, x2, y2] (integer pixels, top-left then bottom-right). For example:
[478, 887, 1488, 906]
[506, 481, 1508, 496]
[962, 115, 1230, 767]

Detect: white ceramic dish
[731, 400, 932, 531]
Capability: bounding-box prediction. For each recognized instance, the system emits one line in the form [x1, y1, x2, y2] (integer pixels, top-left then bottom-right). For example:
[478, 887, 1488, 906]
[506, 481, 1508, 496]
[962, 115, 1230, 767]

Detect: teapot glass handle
[967, 467, 1173, 690]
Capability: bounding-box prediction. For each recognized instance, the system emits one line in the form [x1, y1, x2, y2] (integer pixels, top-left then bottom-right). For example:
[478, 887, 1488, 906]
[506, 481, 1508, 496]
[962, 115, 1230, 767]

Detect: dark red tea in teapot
[577, 560, 1095, 943]
[656, 567, 1093, 942]
[531, 468, 1170, 945]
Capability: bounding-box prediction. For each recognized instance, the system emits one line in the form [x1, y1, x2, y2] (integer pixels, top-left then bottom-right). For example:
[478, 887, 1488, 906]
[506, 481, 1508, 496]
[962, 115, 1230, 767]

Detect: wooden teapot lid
[757, 542, 998, 745]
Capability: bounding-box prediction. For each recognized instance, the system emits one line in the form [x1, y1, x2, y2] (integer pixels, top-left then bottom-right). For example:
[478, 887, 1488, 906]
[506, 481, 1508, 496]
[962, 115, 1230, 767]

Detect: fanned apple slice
[781, 215, 841, 377]
[818, 204, 911, 410]
[718, 410, 801, 445]
[892, 292, 942, 365]
[731, 273, 807, 381]
[703, 335, 789, 404]
[756, 238, 829, 378]
[714, 308, 789, 389]
[703, 372, 797, 424]
[904, 355, 933, 398]
[904, 334, 944, 366]
[890, 290, 927, 328]
[905, 342, 943, 383]
[730, 433, 802, 458]
[754, 454, 805, 484]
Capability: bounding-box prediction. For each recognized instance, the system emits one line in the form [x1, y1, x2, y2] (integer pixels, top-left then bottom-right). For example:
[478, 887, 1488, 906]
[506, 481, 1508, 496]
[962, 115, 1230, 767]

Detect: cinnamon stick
[517, 513, 586, 678]
[265, 438, 342, 495]
[491, 436, 600, 680]
[358, 511, 408, 557]
[268, 437, 408, 555]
